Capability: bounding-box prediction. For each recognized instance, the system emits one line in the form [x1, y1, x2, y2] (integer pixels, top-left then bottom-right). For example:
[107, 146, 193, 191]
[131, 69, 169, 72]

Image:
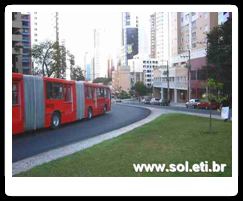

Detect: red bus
[12, 73, 111, 135]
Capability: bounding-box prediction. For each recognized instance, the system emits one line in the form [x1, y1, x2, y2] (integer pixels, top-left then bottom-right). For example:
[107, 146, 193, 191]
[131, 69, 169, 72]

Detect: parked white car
[150, 98, 160, 105]
[185, 98, 200, 108]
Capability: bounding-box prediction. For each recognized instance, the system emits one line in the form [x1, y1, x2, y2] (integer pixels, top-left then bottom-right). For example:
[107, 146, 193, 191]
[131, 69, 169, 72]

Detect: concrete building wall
[12, 12, 23, 73]
[112, 68, 131, 93]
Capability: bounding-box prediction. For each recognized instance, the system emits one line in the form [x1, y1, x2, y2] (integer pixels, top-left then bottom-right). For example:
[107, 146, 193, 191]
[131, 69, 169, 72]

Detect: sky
[34, 11, 152, 69]
[59, 12, 122, 67]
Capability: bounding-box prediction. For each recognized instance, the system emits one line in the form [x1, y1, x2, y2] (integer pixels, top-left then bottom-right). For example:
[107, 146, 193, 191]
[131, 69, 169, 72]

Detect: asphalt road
[121, 100, 222, 116]
[12, 104, 151, 162]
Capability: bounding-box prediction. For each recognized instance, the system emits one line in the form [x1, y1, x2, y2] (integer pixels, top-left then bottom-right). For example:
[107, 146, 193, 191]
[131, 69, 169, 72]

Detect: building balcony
[12, 34, 22, 42]
[22, 38, 30, 42]
[12, 20, 22, 28]
[12, 47, 23, 55]
[22, 31, 30, 35]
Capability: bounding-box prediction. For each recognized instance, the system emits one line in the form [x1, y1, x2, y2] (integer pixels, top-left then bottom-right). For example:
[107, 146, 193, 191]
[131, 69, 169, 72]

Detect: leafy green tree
[32, 40, 68, 78]
[206, 78, 227, 133]
[52, 42, 67, 79]
[117, 90, 131, 99]
[93, 77, 112, 85]
[203, 17, 232, 105]
[134, 81, 147, 97]
[70, 65, 85, 81]
[32, 40, 55, 77]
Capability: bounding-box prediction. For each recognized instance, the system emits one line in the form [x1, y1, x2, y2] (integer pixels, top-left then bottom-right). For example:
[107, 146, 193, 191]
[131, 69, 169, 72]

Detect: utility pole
[167, 60, 170, 101]
[188, 49, 191, 101]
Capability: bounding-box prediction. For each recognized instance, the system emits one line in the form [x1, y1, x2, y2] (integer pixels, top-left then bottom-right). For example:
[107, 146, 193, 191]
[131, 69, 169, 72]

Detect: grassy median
[16, 114, 232, 177]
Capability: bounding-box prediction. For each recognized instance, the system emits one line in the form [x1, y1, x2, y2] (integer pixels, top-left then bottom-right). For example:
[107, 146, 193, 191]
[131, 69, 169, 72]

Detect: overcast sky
[58, 12, 122, 66]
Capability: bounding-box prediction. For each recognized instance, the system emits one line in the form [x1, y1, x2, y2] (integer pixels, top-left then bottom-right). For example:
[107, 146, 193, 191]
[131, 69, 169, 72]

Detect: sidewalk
[169, 102, 186, 107]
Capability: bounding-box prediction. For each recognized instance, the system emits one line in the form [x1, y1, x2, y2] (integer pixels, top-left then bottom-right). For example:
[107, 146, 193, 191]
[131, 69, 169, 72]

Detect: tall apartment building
[121, 12, 139, 67]
[21, 13, 32, 74]
[31, 12, 57, 45]
[155, 12, 170, 65]
[12, 12, 23, 73]
[93, 28, 109, 78]
[153, 12, 218, 103]
[150, 13, 156, 58]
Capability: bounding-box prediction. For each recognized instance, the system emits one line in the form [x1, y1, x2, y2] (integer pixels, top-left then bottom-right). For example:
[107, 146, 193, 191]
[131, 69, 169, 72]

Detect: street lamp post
[166, 60, 170, 102]
[180, 49, 191, 102]
[160, 60, 170, 102]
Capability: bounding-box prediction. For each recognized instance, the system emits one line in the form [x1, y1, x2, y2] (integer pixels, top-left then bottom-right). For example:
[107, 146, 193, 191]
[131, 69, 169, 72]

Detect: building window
[192, 43, 197, 48]
[191, 70, 197, 80]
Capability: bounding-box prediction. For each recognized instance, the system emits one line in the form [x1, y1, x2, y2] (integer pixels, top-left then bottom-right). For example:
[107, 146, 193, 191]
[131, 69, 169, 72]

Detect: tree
[206, 78, 227, 133]
[203, 17, 232, 106]
[70, 65, 85, 81]
[117, 90, 130, 99]
[52, 42, 67, 79]
[32, 40, 69, 78]
[134, 81, 147, 98]
[32, 40, 55, 77]
[93, 77, 112, 85]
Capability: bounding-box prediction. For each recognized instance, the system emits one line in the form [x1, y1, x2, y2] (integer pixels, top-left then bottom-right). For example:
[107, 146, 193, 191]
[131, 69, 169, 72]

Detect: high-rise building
[12, 12, 23, 73]
[21, 13, 32, 74]
[150, 13, 156, 58]
[31, 12, 57, 46]
[121, 12, 139, 67]
[155, 12, 170, 65]
[153, 12, 218, 103]
[93, 28, 109, 78]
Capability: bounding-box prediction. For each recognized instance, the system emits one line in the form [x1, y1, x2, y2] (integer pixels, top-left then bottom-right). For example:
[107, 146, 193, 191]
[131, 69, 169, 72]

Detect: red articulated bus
[12, 73, 111, 135]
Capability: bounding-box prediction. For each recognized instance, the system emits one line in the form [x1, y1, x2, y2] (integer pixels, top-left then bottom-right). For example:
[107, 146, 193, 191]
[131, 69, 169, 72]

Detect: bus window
[100, 88, 105, 97]
[64, 85, 72, 102]
[104, 88, 107, 97]
[46, 82, 64, 100]
[85, 86, 93, 99]
[96, 88, 101, 97]
[106, 89, 110, 98]
[12, 83, 19, 105]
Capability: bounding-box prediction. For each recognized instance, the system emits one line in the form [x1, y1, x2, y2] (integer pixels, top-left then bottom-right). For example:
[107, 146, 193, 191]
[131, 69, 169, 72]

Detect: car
[159, 99, 170, 106]
[150, 97, 161, 105]
[185, 98, 200, 108]
[197, 101, 220, 110]
[142, 97, 152, 104]
[115, 98, 122, 103]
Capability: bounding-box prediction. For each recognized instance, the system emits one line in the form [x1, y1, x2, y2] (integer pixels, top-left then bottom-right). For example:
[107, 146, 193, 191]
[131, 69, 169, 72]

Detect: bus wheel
[51, 112, 61, 129]
[88, 107, 93, 120]
[103, 105, 107, 113]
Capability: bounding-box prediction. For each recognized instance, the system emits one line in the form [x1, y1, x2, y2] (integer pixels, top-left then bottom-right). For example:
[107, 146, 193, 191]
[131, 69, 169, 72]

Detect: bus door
[96, 87, 105, 114]
[85, 86, 97, 116]
[63, 83, 75, 122]
[12, 80, 24, 134]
